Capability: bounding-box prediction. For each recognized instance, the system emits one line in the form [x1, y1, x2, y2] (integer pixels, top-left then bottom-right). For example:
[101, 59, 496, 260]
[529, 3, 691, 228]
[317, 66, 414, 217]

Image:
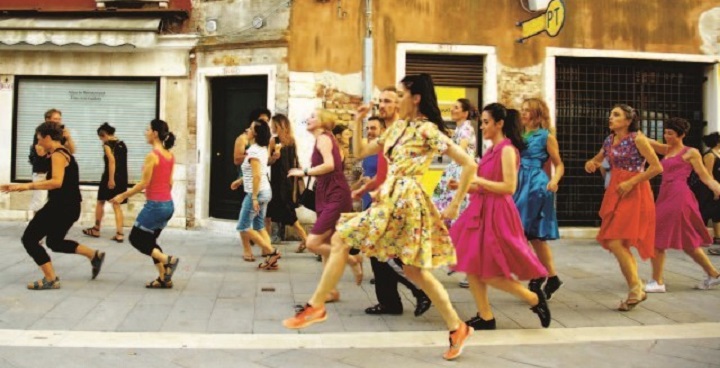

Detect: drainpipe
[362, 0, 373, 105]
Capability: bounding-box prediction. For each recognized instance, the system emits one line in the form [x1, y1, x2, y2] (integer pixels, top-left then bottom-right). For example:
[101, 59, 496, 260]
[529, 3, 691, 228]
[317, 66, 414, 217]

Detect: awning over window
[0, 17, 162, 48]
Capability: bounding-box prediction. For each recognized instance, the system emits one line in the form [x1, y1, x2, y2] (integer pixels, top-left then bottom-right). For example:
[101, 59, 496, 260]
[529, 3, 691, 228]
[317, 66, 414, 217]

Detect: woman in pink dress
[644, 117, 720, 292]
[450, 104, 551, 331]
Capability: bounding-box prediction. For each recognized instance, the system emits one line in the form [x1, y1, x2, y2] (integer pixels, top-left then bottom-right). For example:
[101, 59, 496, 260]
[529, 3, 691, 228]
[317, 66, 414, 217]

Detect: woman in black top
[267, 114, 308, 252]
[1, 122, 105, 290]
[83, 123, 129, 242]
[693, 132, 720, 252]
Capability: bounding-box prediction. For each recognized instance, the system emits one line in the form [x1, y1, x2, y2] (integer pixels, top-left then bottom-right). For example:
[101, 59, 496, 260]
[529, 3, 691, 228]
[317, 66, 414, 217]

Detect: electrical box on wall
[528, 0, 551, 11]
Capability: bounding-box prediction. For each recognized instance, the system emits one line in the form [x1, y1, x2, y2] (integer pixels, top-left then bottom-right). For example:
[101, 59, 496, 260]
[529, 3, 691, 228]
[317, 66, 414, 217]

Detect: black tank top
[47, 148, 82, 205]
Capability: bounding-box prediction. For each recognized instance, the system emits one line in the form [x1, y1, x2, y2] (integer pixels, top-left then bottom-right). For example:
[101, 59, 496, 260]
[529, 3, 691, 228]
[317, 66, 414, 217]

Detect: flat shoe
[91, 251, 106, 280]
[364, 304, 402, 315]
[618, 291, 648, 312]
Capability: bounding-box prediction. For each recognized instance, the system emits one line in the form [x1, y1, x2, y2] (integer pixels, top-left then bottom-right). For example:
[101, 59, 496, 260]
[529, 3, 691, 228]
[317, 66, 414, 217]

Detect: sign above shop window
[516, 0, 566, 43]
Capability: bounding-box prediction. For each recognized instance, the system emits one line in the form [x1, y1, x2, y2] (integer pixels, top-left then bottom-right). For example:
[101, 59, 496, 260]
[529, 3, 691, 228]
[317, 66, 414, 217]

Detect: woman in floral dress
[432, 98, 477, 225]
[283, 74, 478, 361]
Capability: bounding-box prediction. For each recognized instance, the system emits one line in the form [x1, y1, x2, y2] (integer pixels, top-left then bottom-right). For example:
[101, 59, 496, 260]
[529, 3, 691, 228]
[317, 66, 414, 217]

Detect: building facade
[1, 0, 719, 229]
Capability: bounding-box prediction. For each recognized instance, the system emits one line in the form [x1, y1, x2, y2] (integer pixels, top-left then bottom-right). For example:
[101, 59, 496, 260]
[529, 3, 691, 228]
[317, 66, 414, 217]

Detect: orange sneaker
[442, 322, 473, 361]
[282, 304, 327, 329]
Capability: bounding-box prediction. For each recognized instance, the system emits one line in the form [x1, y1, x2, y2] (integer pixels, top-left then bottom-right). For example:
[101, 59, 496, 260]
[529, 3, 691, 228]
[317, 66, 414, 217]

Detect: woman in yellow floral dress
[283, 74, 478, 361]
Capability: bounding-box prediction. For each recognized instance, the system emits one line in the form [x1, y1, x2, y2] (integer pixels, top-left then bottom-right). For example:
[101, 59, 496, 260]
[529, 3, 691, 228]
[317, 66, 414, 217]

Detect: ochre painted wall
[288, 0, 720, 86]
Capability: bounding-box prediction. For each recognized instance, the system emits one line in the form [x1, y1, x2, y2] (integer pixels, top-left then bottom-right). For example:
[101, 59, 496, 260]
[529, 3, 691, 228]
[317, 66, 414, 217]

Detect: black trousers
[22, 202, 80, 266]
[129, 226, 164, 264]
[370, 257, 426, 311]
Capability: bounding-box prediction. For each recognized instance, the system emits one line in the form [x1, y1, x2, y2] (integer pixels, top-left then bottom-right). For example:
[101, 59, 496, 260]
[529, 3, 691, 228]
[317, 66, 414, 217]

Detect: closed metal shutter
[406, 53, 484, 87]
[13, 77, 159, 184]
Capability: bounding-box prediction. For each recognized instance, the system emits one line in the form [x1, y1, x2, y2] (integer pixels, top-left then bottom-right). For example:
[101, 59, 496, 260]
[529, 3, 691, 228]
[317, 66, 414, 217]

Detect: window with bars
[555, 57, 705, 227]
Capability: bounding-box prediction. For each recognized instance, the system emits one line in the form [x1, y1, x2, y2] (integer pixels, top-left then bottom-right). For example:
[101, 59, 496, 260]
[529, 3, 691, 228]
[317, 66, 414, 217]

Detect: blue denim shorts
[135, 200, 174, 232]
[236, 189, 271, 232]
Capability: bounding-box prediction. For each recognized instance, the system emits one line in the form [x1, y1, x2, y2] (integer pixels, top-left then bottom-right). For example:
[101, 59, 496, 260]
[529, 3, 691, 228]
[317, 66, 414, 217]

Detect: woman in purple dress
[288, 110, 362, 301]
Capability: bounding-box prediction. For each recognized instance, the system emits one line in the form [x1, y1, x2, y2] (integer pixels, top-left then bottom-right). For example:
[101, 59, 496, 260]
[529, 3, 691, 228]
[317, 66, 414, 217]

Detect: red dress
[597, 133, 655, 260]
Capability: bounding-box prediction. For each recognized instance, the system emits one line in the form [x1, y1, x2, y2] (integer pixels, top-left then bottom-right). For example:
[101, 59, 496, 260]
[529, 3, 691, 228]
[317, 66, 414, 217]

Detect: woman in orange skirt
[585, 104, 662, 311]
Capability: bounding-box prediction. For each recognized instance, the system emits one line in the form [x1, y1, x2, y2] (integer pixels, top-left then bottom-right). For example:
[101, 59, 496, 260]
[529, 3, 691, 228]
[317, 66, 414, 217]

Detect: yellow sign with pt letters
[517, 0, 566, 43]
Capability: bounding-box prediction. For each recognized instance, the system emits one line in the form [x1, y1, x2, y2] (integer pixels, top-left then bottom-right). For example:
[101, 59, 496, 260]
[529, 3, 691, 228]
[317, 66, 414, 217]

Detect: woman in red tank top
[111, 119, 180, 289]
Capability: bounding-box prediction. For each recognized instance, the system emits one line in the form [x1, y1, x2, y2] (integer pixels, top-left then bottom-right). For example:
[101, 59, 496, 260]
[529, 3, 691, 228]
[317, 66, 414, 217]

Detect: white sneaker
[644, 280, 666, 293]
[696, 276, 720, 290]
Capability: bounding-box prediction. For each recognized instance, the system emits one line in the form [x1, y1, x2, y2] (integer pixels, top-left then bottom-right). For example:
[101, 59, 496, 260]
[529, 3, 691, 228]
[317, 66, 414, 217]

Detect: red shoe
[282, 304, 327, 329]
[442, 322, 473, 361]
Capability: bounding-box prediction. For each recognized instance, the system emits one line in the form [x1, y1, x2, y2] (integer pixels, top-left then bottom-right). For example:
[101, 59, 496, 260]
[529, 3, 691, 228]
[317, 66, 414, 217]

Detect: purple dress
[311, 132, 352, 235]
[450, 138, 547, 280]
[655, 147, 712, 251]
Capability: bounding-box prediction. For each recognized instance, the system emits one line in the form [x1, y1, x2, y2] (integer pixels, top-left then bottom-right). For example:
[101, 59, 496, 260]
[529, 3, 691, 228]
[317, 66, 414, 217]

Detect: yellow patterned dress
[336, 119, 457, 269]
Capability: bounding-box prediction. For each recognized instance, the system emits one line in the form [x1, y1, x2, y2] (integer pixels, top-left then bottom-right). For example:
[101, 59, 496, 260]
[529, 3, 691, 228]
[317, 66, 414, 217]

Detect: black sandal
[164, 256, 180, 282]
[146, 277, 173, 289]
[91, 251, 106, 280]
[111, 232, 124, 243]
[82, 226, 100, 238]
[27, 277, 60, 290]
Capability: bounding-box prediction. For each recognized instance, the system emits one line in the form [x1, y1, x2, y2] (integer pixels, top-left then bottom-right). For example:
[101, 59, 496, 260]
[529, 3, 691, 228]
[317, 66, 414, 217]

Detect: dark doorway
[555, 58, 705, 226]
[209, 76, 268, 220]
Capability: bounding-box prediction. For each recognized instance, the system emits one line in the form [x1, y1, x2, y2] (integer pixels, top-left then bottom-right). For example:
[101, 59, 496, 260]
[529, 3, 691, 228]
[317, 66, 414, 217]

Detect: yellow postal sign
[517, 0, 566, 43]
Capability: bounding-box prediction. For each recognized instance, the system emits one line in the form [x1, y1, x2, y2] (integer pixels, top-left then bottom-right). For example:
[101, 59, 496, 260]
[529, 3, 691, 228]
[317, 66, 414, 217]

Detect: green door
[209, 76, 268, 220]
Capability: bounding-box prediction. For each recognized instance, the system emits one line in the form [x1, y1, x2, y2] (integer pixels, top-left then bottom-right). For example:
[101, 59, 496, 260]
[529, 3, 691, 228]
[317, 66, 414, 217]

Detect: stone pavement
[0, 220, 718, 367]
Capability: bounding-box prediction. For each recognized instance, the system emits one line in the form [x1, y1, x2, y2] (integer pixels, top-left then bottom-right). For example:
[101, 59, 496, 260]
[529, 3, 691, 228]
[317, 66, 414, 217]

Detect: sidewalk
[0, 220, 719, 367]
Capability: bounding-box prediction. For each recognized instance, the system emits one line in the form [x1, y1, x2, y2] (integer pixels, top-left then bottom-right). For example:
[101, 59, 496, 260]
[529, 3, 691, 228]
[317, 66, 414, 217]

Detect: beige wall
[288, 0, 720, 87]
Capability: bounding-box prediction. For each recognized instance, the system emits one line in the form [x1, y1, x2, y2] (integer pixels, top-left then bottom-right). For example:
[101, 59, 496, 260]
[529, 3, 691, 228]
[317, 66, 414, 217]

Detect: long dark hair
[253, 119, 271, 147]
[150, 119, 176, 150]
[400, 74, 448, 135]
[482, 103, 526, 151]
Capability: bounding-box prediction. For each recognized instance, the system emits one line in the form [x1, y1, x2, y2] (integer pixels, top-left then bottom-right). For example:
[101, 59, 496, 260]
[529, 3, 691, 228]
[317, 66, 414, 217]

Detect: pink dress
[450, 138, 547, 280]
[655, 147, 712, 251]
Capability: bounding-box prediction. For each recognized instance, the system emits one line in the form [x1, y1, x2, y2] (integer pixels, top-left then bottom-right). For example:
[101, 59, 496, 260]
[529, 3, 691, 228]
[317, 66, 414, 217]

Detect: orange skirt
[596, 169, 655, 260]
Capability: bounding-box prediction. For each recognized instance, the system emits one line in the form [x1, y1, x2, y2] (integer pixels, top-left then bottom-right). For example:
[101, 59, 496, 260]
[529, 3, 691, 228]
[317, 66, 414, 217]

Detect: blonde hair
[523, 98, 552, 132]
[317, 109, 339, 131]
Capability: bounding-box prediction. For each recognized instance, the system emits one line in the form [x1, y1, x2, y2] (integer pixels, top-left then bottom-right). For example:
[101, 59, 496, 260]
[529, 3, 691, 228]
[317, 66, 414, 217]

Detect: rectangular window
[13, 77, 159, 184]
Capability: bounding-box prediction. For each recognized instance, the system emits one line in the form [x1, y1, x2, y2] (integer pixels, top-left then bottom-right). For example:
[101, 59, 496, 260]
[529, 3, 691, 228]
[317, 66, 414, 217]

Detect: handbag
[299, 176, 316, 212]
[290, 150, 304, 208]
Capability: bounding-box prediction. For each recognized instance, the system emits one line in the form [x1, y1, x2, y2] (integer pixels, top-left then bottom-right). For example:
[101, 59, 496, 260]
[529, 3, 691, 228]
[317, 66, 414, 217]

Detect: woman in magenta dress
[450, 104, 551, 331]
[644, 117, 720, 292]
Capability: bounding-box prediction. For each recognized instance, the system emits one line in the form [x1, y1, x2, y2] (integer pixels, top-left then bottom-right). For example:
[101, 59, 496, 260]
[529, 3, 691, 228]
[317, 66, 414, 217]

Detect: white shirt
[241, 144, 271, 194]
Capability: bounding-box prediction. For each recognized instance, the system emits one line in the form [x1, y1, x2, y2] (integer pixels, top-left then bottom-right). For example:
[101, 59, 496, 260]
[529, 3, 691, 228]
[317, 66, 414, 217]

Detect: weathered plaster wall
[288, 0, 720, 87]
